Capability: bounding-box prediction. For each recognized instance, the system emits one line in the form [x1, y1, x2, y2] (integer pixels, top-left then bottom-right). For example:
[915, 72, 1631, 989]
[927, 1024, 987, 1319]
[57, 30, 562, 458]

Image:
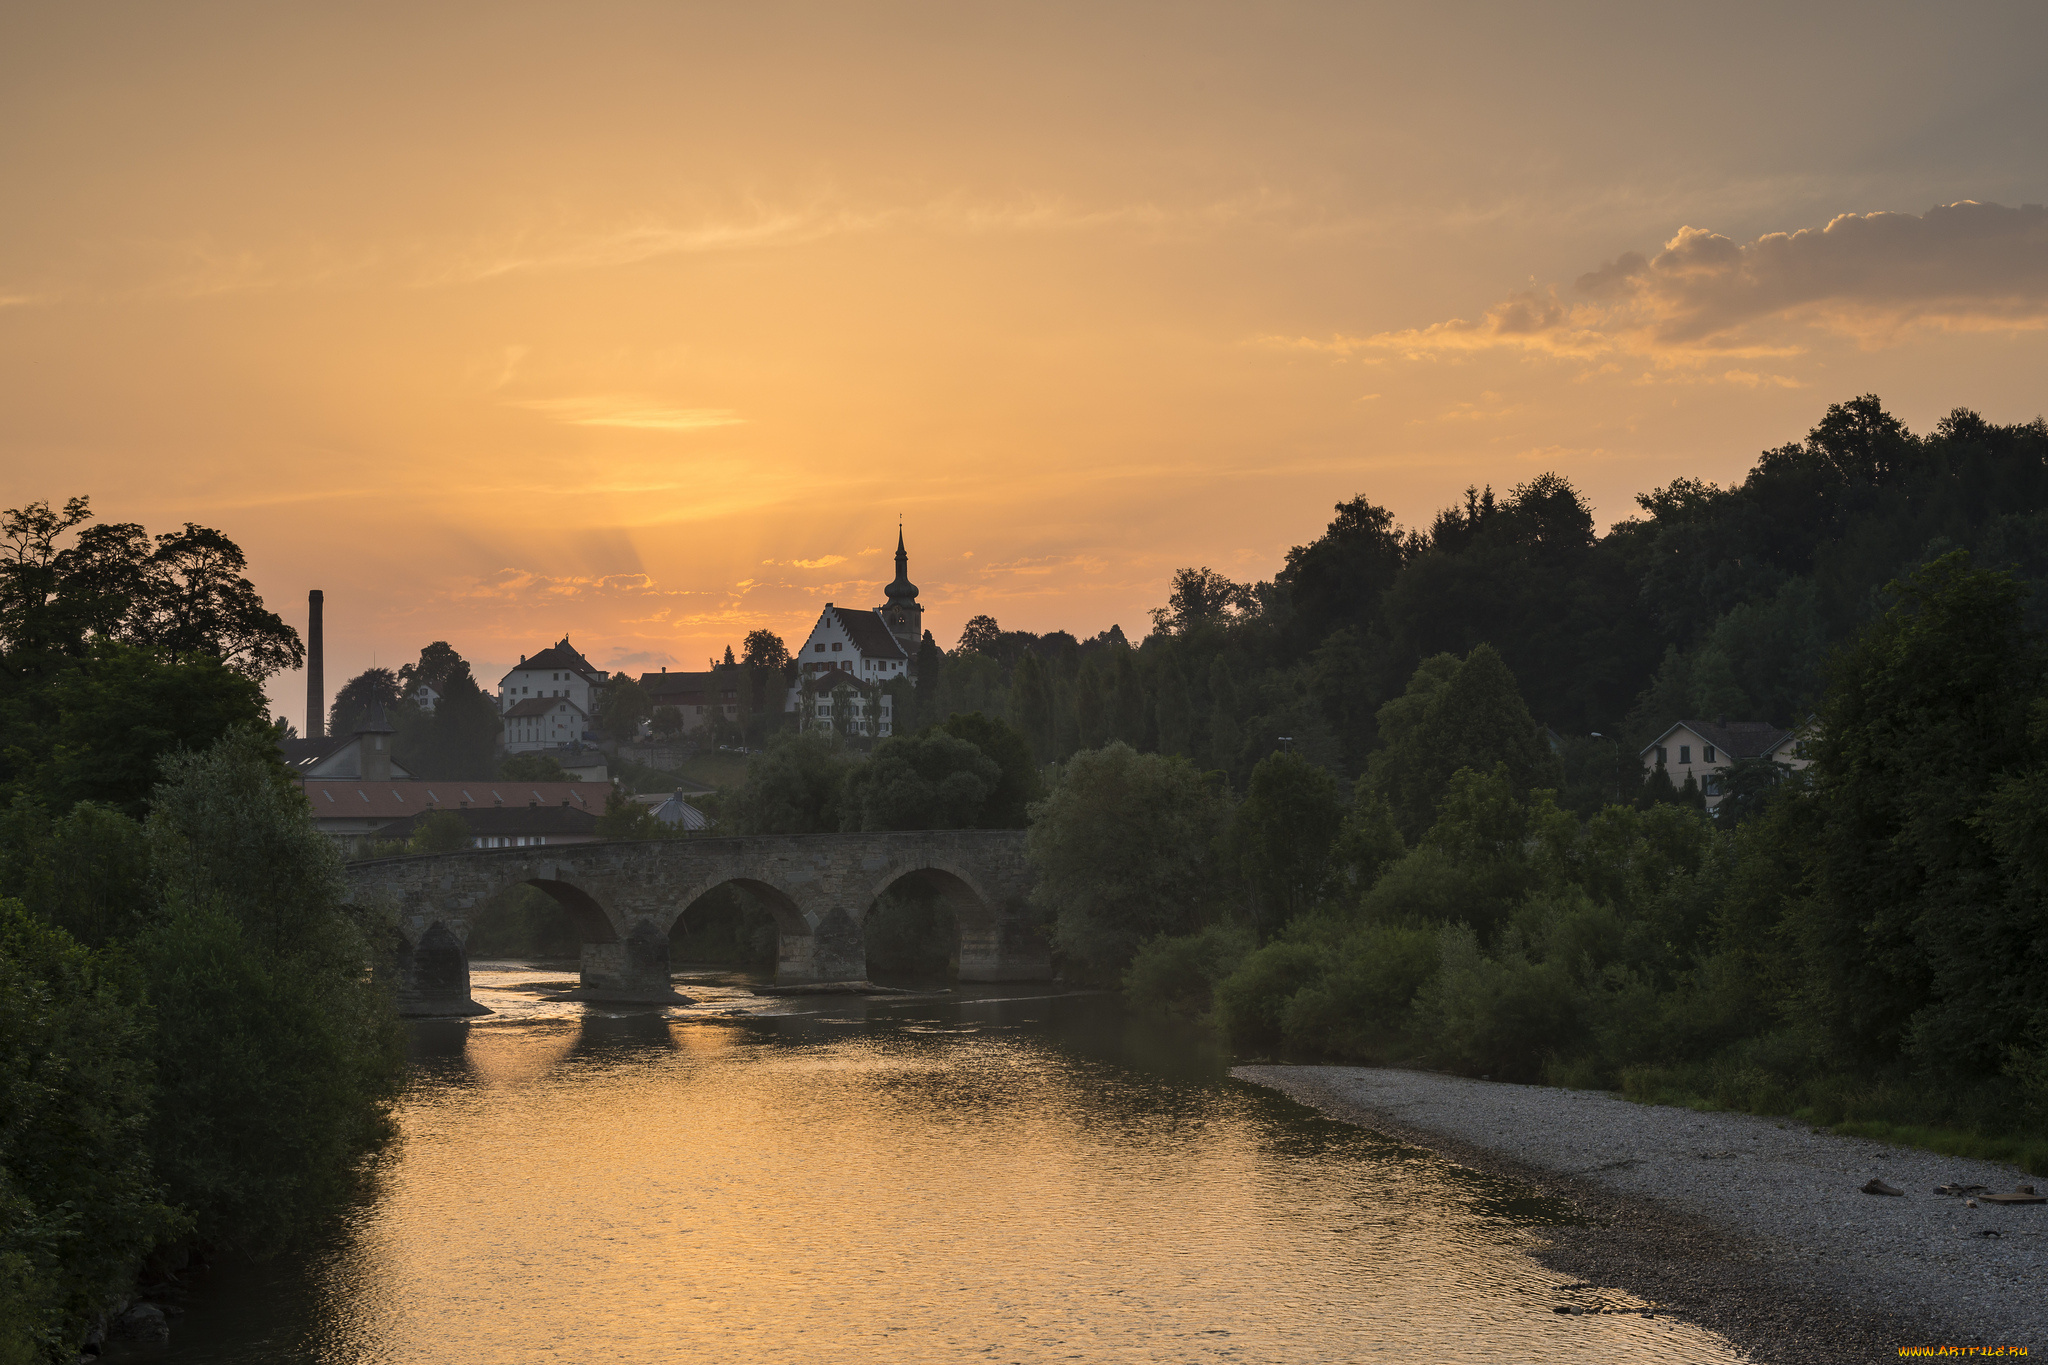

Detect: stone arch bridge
[343, 830, 1044, 1015]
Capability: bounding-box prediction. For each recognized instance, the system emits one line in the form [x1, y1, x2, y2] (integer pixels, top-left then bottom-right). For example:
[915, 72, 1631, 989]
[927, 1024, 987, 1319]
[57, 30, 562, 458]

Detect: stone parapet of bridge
[342, 829, 1044, 1015]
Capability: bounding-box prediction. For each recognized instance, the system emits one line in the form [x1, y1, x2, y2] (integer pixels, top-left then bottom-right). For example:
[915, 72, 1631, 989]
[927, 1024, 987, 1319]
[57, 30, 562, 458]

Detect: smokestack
[307, 589, 325, 739]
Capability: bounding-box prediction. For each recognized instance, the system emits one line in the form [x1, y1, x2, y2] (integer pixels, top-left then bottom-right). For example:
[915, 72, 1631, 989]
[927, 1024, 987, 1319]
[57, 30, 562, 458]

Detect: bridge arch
[345, 830, 1043, 1013]
[661, 873, 816, 980]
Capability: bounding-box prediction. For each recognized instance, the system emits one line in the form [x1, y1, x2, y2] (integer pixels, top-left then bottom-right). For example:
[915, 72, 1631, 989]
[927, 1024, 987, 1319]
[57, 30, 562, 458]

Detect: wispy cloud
[1259, 201, 2048, 368]
[512, 396, 747, 431]
[761, 555, 848, 569]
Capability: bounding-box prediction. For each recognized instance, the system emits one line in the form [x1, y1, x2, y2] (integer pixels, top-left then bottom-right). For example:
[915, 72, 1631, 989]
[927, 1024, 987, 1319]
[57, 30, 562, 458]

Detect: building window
[831, 642, 842, 652]
[1679, 745, 1691, 764]
[814, 643, 825, 652]
[1703, 744, 1716, 763]
[1703, 776, 1722, 797]
[1655, 746, 1667, 765]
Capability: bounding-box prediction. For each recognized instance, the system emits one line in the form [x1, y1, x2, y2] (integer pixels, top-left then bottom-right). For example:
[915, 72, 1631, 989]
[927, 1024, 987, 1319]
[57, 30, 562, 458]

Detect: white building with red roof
[788, 528, 927, 738]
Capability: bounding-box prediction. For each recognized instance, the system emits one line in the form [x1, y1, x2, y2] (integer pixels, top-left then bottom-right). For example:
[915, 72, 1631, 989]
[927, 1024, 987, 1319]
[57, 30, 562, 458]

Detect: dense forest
[729, 394, 2048, 1172]
[895, 395, 2048, 812]
[0, 500, 402, 1364]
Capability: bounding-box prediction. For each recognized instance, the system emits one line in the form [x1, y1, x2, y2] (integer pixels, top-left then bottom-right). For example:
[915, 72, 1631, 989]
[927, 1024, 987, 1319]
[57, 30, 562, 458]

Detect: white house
[784, 528, 927, 737]
[498, 638, 604, 718]
[1639, 717, 1812, 812]
[503, 696, 592, 752]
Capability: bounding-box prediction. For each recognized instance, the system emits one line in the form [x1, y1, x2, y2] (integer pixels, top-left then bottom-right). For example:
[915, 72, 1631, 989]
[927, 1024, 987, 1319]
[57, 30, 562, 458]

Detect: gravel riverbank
[1235, 1065, 2045, 1364]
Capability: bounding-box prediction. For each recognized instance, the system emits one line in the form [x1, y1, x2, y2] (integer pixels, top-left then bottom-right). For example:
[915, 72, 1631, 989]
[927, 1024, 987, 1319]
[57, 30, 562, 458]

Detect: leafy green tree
[651, 705, 684, 740]
[1331, 780, 1404, 891]
[0, 498, 303, 682]
[406, 809, 472, 854]
[1795, 552, 2048, 1075]
[12, 646, 270, 818]
[1368, 645, 1552, 839]
[914, 631, 943, 714]
[1712, 756, 1796, 828]
[0, 797, 151, 948]
[1153, 655, 1196, 757]
[1009, 651, 1053, 761]
[329, 667, 400, 738]
[598, 675, 651, 744]
[391, 645, 501, 779]
[1026, 743, 1224, 979]
[595, 788, 667, 840]
[956, 614, 1001, 654]
[0, 903, 179, 1361]
[498, 752, 568, 781]
[842, 732, 1000, 830]
[140, 729, 404, 1249]
[1232, 751, 1345, 936]
[728, 730, 858, 834]
[939, 712, 1041, 827]
[1148, 567, 1254, 636]
[742, 630, 791, 670]
[1108, 647, 1145, 746]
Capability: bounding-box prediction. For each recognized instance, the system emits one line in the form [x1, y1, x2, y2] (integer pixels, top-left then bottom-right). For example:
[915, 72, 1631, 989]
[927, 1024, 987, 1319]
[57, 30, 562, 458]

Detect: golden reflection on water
[174, 982, 1748, 1364]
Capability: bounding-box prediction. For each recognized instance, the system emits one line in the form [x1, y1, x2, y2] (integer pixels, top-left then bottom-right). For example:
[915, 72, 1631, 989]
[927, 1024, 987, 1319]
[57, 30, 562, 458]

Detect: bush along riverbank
[1098, 554, 2048, 1175]
[0, 729, 406, 1363]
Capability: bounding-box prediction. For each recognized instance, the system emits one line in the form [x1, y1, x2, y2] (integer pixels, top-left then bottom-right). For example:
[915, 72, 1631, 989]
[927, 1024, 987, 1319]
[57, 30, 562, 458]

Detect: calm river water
[151, 963, 1745, 1364]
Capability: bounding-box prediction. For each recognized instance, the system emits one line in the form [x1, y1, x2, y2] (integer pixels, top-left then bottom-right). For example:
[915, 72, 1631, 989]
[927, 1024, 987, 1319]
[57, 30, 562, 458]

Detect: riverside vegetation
[989, 397, 2048, 1179]
[0, 499, 404, 1364]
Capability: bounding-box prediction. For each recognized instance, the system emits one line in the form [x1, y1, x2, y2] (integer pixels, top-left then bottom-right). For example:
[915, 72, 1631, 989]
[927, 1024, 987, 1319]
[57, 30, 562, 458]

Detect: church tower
[878, 525, 923, 658]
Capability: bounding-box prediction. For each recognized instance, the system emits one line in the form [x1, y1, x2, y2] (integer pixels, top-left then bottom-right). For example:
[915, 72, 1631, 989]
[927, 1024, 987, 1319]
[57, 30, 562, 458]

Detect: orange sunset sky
[3, 2, 2046, 730]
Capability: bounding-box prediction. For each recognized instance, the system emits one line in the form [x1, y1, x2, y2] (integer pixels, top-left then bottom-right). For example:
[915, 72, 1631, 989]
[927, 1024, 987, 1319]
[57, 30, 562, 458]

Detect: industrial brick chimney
[307, 589, 325, 738]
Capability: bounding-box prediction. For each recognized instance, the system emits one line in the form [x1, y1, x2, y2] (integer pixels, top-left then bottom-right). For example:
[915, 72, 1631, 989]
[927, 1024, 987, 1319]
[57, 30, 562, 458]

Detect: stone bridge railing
[342, 829, 1043, 1015]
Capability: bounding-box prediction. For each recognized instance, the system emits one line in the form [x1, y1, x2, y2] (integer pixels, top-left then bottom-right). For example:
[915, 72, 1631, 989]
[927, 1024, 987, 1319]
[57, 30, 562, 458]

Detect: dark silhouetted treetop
[1148, 566, 1257, 637]
[1275, 496, 1417, 650]
[741, 629, 791, 671]
[329, 667, 400, 739]
[956, 614, 1001, 655]
[0, 497, 302, 681]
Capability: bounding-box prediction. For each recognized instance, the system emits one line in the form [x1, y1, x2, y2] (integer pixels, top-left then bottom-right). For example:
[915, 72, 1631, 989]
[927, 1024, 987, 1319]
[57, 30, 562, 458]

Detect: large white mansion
[791, 528, 926, 737]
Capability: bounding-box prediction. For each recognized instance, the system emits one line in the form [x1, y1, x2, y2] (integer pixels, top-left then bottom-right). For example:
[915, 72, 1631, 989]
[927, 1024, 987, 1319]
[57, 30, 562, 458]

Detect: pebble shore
[1235, 1064, 2045, 1364]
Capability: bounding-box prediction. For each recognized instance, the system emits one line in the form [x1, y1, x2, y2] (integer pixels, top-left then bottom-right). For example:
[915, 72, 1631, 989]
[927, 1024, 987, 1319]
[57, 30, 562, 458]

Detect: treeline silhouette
[916, 395, 2048, 812]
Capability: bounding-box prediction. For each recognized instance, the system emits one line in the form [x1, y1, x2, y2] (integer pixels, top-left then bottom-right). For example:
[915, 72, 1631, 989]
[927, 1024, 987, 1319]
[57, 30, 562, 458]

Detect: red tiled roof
[300, 780, 609, 819]
[371, 804, 603, 839]
[830, 606, 909, 661]
[510, 641, 598, 676]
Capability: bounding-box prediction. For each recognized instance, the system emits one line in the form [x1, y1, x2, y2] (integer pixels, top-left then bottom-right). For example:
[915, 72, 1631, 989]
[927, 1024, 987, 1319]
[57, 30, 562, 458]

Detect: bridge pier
[392, 923, 489, 1017]
[570, 919, 690, 1004]
[776, 907, 867, 984]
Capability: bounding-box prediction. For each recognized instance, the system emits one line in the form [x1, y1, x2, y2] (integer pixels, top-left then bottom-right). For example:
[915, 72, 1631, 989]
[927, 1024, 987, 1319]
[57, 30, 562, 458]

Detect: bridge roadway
[342, 829, 1044, 1015]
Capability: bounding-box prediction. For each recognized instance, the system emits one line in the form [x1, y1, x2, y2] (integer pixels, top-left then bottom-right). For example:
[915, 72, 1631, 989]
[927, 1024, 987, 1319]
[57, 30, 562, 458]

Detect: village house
[502, 695, 591, 752]
[1639, 717, 1812, 812]
[497, 638, 604, 719]
[787, 527, 925, 738]
[640, 663, 758, 736]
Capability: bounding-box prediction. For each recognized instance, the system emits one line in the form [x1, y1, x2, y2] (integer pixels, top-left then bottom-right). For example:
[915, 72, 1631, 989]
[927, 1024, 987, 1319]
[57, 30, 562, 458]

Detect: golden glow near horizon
[2, 2, 2045, 725]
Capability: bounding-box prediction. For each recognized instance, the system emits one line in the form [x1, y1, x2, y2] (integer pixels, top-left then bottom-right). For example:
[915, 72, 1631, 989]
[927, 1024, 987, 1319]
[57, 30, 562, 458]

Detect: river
[146, 961, 1745, 1363]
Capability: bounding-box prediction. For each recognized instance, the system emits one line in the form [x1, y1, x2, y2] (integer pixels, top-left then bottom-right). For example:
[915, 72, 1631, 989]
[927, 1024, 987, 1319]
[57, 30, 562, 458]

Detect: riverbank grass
[1611, 1065, 2048, 1176]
